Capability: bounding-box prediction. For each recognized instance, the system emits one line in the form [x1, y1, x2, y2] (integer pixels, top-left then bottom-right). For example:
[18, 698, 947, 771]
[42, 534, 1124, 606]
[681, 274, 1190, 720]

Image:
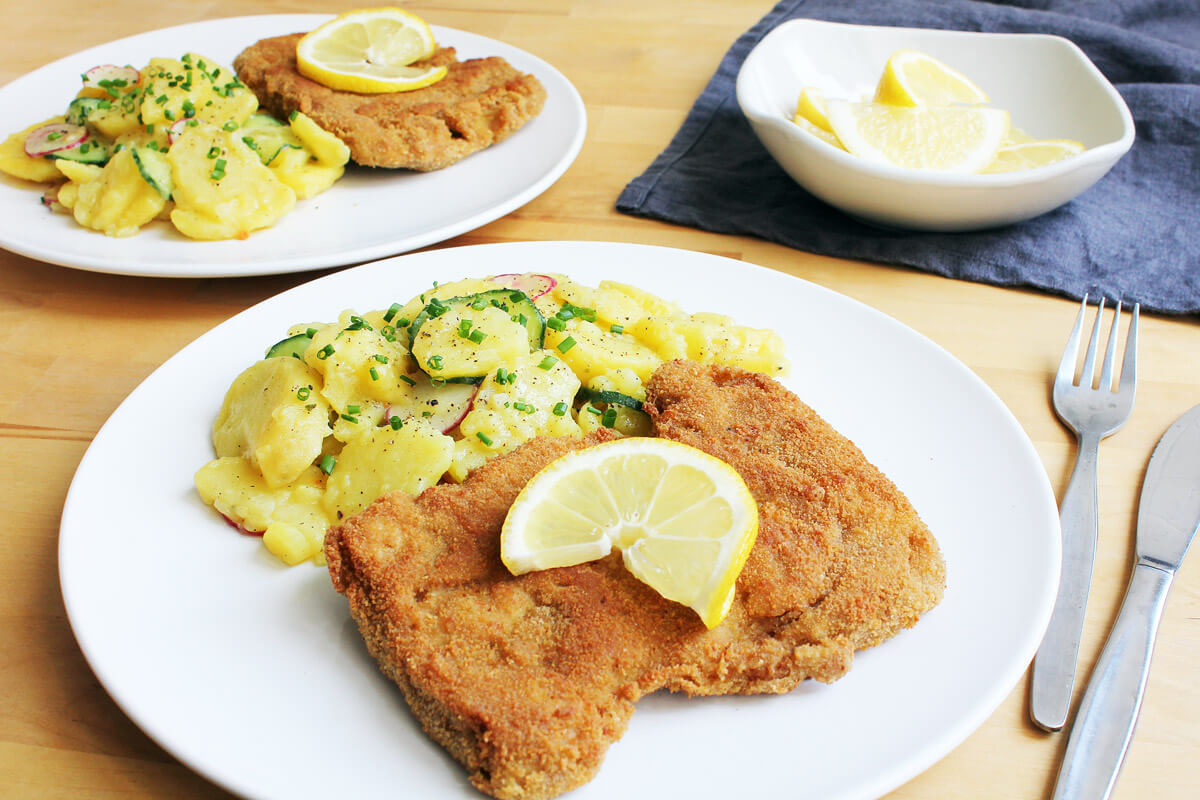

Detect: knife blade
[1051, 403, 1200, 800]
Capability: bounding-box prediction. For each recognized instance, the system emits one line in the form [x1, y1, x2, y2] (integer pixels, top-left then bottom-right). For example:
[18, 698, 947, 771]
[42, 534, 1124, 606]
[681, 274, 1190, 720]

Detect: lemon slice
[826, 99, 1009, 173]
[982, 139, 1086, 173]
[501, 438, 758, 629]
[296, 7, 446, 94]
[873, 49, 990, 106]
[795, 87, 834, 132]
[792, 115, 844, 150]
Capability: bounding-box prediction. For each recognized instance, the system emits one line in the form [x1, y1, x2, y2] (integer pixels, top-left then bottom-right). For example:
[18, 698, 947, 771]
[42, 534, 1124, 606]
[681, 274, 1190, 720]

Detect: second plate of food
[0, 15, 585, 277]
[60, 241, 1059, 800]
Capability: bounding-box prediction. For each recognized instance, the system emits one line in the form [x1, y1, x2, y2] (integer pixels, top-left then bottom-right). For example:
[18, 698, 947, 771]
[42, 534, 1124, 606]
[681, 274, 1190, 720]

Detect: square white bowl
[736, 20, 1135, 231]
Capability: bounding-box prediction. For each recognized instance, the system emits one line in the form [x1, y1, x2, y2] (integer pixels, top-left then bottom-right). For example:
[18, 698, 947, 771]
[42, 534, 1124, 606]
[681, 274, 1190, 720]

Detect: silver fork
[1031, 295, 1138, 732]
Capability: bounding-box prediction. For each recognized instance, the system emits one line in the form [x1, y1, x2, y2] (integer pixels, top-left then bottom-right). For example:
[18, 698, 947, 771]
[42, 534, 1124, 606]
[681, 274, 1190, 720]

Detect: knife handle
[1032, 431, 1102, 731]
[1051, 561, 1174, 800]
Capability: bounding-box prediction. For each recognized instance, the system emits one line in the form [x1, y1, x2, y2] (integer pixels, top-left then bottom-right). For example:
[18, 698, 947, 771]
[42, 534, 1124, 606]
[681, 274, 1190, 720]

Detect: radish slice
[488, 273, 557, 299]
[386, 375, 478, 434]
[81, 64, 140, 92]
[220, 513, 262, 537]
[167, 118, 190, 145]
[40, 185, 67, 214]
[24, 123, 88, 157]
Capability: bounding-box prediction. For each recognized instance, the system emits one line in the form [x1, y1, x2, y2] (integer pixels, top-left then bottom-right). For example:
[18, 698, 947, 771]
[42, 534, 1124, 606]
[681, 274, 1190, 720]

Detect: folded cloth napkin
[616, 0, 1200, 315]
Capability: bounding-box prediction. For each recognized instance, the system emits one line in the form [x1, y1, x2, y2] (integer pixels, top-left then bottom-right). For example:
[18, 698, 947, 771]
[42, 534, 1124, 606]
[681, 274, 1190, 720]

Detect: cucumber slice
[239, 113, 303, 166]
[66, 97, 105, 126]
[131, 146, 172, 199]
[264, 332, 313, 360]
[408, 289, 545, 355]
[48, 138, 110, 165]
[576, 387, 644, 411]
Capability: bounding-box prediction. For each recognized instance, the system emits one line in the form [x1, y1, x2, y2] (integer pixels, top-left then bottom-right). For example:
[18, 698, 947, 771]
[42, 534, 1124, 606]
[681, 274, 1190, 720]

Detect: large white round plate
[0, 16, 585, 278]
[60, 242, 1060, 800]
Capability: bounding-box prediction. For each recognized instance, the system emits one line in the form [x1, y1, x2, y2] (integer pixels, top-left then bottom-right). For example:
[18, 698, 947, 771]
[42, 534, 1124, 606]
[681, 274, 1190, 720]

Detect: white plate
[0, 16, 585, 277]
[60, 242, 1060, 800]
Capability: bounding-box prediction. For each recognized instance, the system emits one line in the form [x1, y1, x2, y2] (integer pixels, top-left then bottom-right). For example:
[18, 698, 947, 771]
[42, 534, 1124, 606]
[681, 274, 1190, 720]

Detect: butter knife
[1051, 403, 1200, 800]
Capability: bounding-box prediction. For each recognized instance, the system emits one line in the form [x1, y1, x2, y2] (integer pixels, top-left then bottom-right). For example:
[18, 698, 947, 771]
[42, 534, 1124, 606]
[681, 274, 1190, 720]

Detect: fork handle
[1031, 430, 1102, 731]
[1051, 561, 1173, 800]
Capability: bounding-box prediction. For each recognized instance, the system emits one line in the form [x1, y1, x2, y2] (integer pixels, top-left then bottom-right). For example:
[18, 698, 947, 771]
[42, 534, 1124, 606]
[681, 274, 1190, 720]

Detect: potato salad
[195, 274, 789, 566]
[0, 54, 349, 239]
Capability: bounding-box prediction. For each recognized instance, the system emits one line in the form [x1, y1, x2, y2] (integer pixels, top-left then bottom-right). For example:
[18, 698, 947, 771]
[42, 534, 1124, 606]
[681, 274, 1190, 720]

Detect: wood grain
[1, 2, 1197, 799]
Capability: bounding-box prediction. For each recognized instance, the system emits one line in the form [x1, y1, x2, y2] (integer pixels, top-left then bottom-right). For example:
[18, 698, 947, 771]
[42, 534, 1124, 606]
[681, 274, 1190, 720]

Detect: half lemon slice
[826, 99, 1009, 173]
[501, 438, 758, 629]
[982, 139, 1086, 173]
[296, 7, 445, 94]
[873, 49, 990, 106]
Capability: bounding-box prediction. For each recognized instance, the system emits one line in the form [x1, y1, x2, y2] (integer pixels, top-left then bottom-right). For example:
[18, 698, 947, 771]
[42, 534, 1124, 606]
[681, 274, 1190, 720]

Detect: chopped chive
[470, 297, 487, 311]
[398, 374, 416, 386]
[296, 387, 311, 401]
[145, 124, 155, 134]
[557, 308, 574, 321]
[206, 146, 219, 159]
[601, 408, 618, 428]
[383, 302, 401, 322]
[396, 317, 410, 328]
[552, 401, 568, 416]
[513, 401, 534, 414]
[611, 324, 625, 335]
[546, 317, 566, 331]
[585, 405, 602, 415]
[346, 404, 361, 415]
[340, 414, 359, 424]
[305, 327, 318, 337]
[468, 329, 487, 344]
[316, 344, 335, 360]
[373, 354, 389, 363]
[556, 337, 577, 353]
[458, 319, 474, 337]
[476, 432, 493, 446]
[369, 367, 380, 380]
[222, 120, 238, 131]
[427, 355, 444, 371]
[422, 410, 433, 417]
[288, 110, 298, 122]
[319, 454, 336, 475]
[389, 416, 403, 430]
[495, 367, 508, 384]
[509, 291, 524, 302]
[537, 356, 557, 370]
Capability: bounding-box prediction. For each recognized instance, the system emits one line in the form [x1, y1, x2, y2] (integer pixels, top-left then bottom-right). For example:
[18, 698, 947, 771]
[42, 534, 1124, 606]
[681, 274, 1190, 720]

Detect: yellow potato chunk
[411, 304, 530, 381]
[140, 54, 258, 130]
[87, 100, 144, 141]
[631, 313, 789, 377]
[550, 276, 653, 330]
[450, 350, 582, 481]
[392, 278, 498, 348]
[599, 280, 682, 318]
[211, 357, 331, 488]
[587, 369, 645, 401]
[168, 122, 295, 240]
[322, 420, 453, 519]
[194, 459, 332, 564]
[60, 148, 165, 237]
[0, 117, 66, 182]
[545, 320, 663, 385]
[303, 321, 411, 442]
[265, 113, 349, 200]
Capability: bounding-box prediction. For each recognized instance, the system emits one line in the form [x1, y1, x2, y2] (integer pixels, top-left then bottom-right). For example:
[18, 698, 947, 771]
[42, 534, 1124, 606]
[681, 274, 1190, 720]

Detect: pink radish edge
[488, 272, 556, 299]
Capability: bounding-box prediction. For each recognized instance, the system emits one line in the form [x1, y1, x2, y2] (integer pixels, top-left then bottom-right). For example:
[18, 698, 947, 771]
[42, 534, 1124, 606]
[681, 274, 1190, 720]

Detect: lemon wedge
[982, 139, 1086, 173]
[826, 99, 1009, 173]
[795, 87, 834, 132]
[501, 438, 759, 629]
[873, 49, 990, 106]
[296, 7, 445, 94]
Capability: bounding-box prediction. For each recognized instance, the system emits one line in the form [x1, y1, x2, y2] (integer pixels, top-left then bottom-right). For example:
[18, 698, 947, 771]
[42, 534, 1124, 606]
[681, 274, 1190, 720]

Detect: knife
[1051, 403, 1200, 800]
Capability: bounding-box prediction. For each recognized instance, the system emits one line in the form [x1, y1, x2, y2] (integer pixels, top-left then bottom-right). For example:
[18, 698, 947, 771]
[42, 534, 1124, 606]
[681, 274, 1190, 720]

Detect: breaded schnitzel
[325, 361, 944, 800]
[234, 34, 546, 170]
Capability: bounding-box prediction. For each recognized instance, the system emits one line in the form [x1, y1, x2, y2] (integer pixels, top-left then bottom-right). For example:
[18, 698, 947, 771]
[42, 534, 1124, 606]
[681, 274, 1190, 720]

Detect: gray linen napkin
[616, 0, 1200, 315]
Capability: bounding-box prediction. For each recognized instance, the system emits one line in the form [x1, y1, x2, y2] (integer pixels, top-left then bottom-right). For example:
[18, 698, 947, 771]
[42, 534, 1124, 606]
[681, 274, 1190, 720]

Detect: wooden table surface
[2, 1, 1197, 798]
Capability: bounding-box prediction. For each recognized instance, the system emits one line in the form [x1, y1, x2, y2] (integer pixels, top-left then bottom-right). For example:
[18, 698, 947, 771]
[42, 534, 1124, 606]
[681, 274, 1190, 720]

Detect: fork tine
[1097, 301, 1122, 392]
[1118, 304, 1139, 393]
[1078, 297, 1106, 389]
[1056, 294, 1089, 387]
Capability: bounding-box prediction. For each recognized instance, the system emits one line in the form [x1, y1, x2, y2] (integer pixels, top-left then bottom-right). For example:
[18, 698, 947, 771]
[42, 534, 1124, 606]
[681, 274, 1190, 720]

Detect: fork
[1031, 295, 1138, 732]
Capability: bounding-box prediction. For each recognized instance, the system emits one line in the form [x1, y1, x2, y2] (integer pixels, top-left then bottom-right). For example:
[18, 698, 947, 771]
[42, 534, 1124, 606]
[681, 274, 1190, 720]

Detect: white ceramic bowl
[736, 20, 1135, 231]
